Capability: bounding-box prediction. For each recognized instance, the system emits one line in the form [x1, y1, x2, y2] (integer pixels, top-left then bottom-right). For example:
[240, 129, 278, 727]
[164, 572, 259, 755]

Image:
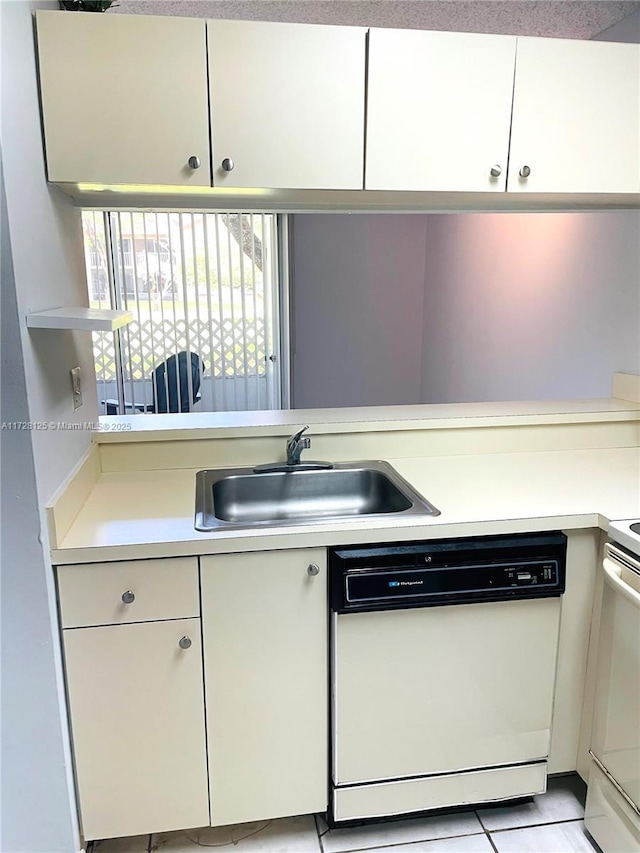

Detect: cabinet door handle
[221, 158, 235, 172]
[178, 636, 192, 650]
[121, 590, 135, 604]
[519, 165, 531, 178]
[188, 155, 201, 170]
[307, 563, 320, 577]
[490, 164, 502, 178]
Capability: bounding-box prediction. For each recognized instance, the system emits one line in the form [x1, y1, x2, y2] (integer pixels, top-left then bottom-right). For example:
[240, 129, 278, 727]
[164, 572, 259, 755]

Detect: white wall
[420, 212, 640, 403]
[0, 2, 100, 851]
[291, 215, 428, 408]
[0, 158, 79, 853]
[1, 0, 98, 503]
[291, 212, 640, 407]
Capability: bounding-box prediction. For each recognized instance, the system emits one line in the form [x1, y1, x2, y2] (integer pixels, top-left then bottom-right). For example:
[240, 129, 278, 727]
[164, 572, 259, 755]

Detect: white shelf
[26, 307, 133, 331]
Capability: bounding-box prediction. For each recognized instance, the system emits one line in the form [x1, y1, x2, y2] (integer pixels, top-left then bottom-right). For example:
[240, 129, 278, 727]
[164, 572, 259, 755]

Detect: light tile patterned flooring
[92, 775, 601, 853]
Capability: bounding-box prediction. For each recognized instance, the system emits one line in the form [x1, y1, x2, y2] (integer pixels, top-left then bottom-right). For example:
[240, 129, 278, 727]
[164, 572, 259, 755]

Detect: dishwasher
[329, 531, 567, 824]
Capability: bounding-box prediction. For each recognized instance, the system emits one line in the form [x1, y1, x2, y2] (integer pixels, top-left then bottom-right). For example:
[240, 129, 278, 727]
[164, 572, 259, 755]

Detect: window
[81, 211, 285, 415]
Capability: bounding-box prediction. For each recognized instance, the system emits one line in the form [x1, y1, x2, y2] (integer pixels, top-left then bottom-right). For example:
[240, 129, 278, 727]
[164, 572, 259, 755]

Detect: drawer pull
[121, 590, 135, 605]
[307, 563, 320, 577]
[178, 636, 192, 650]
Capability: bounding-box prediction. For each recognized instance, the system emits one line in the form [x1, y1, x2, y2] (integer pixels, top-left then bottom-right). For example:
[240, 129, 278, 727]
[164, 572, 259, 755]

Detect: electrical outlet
[71, 367, 82, 411]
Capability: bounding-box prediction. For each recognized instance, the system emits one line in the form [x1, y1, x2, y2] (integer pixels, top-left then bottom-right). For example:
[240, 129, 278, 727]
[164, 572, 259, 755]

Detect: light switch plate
[71, 366, 82, 411]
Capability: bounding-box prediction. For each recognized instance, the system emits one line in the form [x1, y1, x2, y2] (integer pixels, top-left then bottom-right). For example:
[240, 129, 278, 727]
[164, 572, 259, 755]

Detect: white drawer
[57, 558, 199, 628]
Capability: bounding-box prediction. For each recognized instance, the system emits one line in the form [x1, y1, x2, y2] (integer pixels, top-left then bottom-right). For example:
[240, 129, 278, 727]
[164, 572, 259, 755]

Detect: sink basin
[195, 460, 439, 531]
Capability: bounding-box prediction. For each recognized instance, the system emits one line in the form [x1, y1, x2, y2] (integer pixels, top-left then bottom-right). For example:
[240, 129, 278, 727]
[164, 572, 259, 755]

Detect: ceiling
[109, 0, 640, 40]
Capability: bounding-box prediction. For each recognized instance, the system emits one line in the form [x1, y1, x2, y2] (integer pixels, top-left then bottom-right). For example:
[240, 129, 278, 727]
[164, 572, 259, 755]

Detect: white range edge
[608, 519, 640, 558]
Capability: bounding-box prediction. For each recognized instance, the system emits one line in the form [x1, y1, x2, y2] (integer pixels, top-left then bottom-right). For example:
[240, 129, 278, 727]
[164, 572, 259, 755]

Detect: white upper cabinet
[36, 11, 210, 186]
[508, 38, 640, 194]
[34, 14, 639, 197]
[207, 20, 366, 189]
[365, 29, 517, 192]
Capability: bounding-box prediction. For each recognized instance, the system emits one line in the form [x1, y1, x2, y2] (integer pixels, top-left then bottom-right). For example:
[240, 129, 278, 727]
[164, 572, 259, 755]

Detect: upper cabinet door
[36, 11, 210, 186]
[508, 38, 640, 194]
[208, 20, 366, 189]
[365, 29, 517, 192]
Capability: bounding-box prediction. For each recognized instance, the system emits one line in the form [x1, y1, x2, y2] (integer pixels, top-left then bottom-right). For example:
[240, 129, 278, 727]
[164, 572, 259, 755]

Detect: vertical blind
[82, 211, 282, 415]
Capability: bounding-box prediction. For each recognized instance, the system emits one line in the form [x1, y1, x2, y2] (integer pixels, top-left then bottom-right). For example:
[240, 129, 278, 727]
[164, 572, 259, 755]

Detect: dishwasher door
[332, 596, 561, 787]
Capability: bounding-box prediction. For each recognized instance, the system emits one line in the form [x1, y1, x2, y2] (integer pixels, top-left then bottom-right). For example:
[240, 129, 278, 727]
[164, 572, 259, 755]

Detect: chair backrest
[152, 351, 204, 414]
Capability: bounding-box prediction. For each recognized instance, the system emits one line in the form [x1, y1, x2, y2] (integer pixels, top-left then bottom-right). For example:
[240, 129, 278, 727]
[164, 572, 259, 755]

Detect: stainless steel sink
[195, 460, 440, 531]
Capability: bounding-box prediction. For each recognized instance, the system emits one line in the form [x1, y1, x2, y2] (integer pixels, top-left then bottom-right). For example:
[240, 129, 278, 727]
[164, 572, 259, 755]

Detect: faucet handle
[286, 425, 311, 465]
[287, 425, 310, 454]
[288, 425, 310, 445]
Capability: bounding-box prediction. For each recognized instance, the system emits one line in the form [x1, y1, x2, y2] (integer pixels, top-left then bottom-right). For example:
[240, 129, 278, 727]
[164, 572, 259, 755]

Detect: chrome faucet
[253, 425, 333, 473]
[286, 425, 311, 466]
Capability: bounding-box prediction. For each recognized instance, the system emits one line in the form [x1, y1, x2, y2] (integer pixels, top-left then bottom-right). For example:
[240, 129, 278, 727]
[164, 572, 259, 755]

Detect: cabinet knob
[178, 636, 192, 650]
[221, 158, 235, 172]
[490, 164, 502, 178]
[188, 155, 201, 170]
[307, 563, 320, 577]
[121, 590, 135, 604]
[519, 165, 531, 178]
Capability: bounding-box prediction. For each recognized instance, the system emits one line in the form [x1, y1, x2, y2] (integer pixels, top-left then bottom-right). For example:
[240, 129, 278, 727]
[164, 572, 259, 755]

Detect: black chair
[104, 351, 205, 415]
[152, 351, 204, 413]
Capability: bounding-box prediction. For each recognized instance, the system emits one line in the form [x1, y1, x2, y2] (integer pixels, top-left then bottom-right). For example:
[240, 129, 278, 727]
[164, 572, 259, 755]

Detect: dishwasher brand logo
[388, 580, 424, 588]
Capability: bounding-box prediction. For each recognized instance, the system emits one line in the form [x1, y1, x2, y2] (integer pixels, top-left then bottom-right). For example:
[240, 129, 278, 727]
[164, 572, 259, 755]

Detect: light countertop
[51, 446, 640, 564]
[94, 397, 640, 442]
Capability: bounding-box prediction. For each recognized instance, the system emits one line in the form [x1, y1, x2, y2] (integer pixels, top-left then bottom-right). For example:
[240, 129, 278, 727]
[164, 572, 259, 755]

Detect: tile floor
[92, 775, 601, 853]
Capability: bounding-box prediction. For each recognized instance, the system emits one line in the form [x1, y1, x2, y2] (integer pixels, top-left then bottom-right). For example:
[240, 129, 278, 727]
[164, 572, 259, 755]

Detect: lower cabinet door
[201, 549, 328, 826]
[63, 618, 209, 840]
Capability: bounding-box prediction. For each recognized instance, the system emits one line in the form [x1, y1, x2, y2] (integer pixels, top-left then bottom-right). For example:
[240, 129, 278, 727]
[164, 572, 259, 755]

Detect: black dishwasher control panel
[330, 531, 567, 613]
